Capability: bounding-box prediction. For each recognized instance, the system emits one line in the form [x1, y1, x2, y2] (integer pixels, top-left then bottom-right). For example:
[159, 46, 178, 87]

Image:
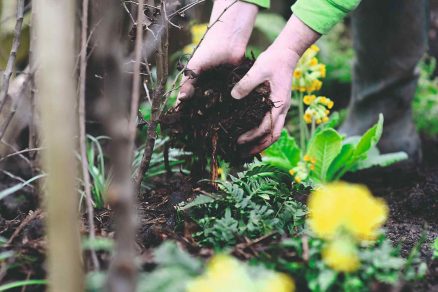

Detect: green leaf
[178, 194, 216, 211]
[307, 129, 343, 182]
[354, 114, 383, 160]
[0, 280, 47, 291]
[262, 130, 301, 171]
[0, 174, 46, 201]
[354, 149, 408, 171]
[326, 143, 355, 181]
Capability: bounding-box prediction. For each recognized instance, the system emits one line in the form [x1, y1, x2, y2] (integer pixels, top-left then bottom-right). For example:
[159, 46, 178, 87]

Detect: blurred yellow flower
[293, 69, 303, 79]
[187, 254, 295, 292]
[310, 57, 318, 66]
[183, 23, 208, 55]
[308, 182, 388, 241]
[258, 273, 295, 292]
[323, 237, 360, 273]
[310, 44, 320, 52]
[303, 95, 316, 105]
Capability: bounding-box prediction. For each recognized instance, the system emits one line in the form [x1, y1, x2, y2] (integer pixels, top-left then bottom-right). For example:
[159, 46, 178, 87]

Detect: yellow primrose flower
[310, 44, 320, 52]
[303, 112, 313, 124]
[293, 69, 303, 79]
[310, 57, 318, 66]
[323, 237, 360, 273]
[303, 95, 316, 105]
[308, 182, 388, 241]
[187, 255, 253, 292]
[257, 273, 295, 292]
[187, 254, 295, 292]
[327, 100, 334, 109]
[289, 169, 296, 176]
[183, 23, 208, 54]
[303, 154, 311, 162]
[191, 23, 208, 44]
[322, 116, 329, 123]
[294, 177, 302, 184]
[319, 64, 327, 78]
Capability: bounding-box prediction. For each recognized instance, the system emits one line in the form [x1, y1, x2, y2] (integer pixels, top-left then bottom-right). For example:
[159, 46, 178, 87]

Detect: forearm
[269, 15, 321, 67]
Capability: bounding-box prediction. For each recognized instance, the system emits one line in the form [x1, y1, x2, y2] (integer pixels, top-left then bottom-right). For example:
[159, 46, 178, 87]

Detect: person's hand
[231, 46, 300, 154]
[177, 0, 258, 102]
[231, 15, 321, 154]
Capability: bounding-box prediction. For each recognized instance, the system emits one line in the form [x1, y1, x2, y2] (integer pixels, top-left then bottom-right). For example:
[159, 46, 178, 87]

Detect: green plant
[132, 137, 190, 189]
[84, 135, 111, 209]
[263, 115, 407, 184]
[413, 57, 438, 136]
[180, 165, 306, 248]
[264, 235, 425, 292]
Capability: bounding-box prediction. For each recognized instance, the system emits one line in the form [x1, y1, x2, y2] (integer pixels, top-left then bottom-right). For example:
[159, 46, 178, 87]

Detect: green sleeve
[242, 0, 270, 9]
[292, 0, 361, 34]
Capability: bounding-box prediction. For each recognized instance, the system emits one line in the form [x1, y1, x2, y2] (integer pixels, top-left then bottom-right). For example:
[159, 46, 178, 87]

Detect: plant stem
[298, 91, 305, 154]
[78, 0, 99, 271]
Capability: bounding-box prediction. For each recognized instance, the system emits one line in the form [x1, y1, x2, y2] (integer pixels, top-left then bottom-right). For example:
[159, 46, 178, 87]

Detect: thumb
[231, 65, 265, 100]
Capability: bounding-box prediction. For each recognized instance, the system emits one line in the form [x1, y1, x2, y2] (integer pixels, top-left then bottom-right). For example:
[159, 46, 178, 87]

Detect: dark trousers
[341, 0, 428, 157]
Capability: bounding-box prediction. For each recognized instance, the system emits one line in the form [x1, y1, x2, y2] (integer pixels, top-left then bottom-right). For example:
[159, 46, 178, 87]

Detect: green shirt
[244, 0, 361, 34]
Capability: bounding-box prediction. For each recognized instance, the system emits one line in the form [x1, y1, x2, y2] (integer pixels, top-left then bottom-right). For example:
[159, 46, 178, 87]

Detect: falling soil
[161, 59, 273, 178]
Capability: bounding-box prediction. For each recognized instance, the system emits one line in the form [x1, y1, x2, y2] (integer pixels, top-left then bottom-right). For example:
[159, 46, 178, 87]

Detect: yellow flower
[308, 80, 322, 92]
[303, 154, 311, 162]
[294, 177, 302, 184]
[303, 112, 313, 124]
[319, 64, 327, 78]
[310, 44, 320, 52]
[183, 23, 208, 54]
[257, 273, 295, 292]
[310, 157, 317, 164]
[187, 254, 295, 292]
[310, 164, 315, 171]
[293, 69, 303, 79]
[327, 100, 334, 109]
[191, 23, 208, 44]
[322, 116, 329, 123]
[187, 255, 253, 292]
[303, 95, 316, 105]
[308, 182, 388, 241]
[289, 169, 296, 176]
[316, 118, 322, 124]
[310, 57, 318, 66]
[323, 238, 360, 273]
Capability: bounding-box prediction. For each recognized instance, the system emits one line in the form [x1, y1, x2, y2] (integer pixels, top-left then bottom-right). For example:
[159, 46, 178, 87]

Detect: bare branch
[133, 0, 169, 193]
[79, 0, 100, 271]
[129, 0, 146, 143]
[0, 0, 25, 115]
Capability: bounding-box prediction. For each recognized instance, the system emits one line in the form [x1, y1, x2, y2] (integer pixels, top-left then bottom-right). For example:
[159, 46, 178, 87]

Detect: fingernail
[237, 136, 247, 144]
[231, 88, 242, 100]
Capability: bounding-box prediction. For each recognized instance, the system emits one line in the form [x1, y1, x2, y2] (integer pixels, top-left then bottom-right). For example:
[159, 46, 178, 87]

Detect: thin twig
[0, 147, 43, 163]
[0, 0, 25, 114]
[78, 0, 99, 271]
[159, 0, 238, 114]
[128, 0, 145, 142]
[133, 0, 169, 193]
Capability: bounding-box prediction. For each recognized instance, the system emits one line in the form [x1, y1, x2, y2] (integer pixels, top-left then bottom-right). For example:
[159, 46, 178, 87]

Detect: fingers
[237, 105, 282, 144]
[231, 62, 266, 100]
[176, 74, 196, 105]
[249, 113, 286, 154]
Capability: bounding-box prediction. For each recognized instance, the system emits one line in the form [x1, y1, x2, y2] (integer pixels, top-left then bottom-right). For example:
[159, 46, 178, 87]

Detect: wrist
[271, 15, 320, 58]
[209, 0, 258, 56]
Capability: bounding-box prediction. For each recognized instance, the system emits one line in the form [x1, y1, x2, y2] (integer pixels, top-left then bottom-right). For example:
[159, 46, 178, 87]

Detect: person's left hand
[231, 45, 300, 155]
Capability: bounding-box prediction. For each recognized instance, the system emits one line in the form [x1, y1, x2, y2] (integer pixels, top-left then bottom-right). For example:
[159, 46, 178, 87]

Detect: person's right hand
[177, 0, 258, 102]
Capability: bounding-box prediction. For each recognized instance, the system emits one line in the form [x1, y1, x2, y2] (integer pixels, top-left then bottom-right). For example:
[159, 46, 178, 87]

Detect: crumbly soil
[161, 60, 273, 178]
